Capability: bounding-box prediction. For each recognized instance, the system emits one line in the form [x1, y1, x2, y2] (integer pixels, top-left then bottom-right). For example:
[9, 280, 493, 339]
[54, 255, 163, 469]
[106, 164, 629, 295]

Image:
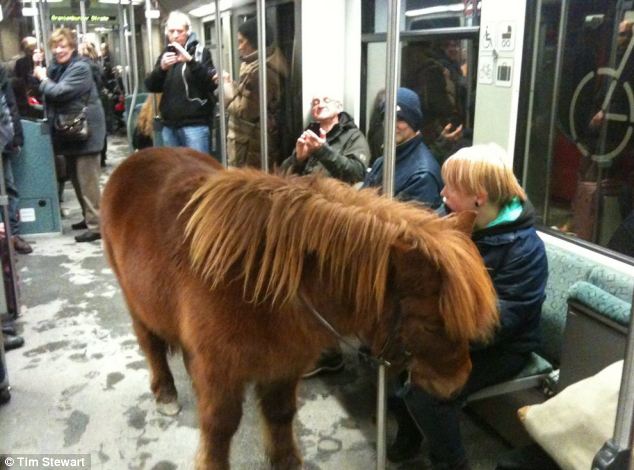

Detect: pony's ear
[443, 211, 477, 235]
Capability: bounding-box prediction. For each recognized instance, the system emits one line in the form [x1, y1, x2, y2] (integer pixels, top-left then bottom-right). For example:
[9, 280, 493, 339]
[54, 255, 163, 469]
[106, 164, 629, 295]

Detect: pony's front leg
[256, 379, 302, 469]
[193, 373, 245, 470]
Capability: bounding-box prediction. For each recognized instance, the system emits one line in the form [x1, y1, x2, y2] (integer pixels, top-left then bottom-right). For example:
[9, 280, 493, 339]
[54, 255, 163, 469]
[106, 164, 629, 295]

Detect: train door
[360, 0, 480, 165]
[521, 1, 634, 260]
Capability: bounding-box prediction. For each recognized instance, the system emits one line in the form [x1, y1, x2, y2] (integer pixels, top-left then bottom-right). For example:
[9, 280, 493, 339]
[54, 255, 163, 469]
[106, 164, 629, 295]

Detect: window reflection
[525, 4, 634, 259]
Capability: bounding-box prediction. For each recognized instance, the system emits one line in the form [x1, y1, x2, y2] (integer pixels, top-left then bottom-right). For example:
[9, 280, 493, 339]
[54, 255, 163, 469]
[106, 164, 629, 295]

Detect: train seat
[467, 241, 633, 403]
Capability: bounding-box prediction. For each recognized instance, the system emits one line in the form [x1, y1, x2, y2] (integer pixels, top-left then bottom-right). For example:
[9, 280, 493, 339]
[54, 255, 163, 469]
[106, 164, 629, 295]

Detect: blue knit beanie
[395, 87, 423, 131]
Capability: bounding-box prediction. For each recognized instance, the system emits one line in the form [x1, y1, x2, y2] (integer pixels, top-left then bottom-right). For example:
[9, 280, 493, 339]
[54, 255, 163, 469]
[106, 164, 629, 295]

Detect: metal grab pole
[126, 0, 139, 153]
[256, 0, 268, 172]
[144, 0, 157, 122]
[214, 0, 227, 167]
[543, 0, 568, 225]
[592, 289, 634, 469]
[79, 0, 87, 42]
[30, 0, 42, 52]
[377, 1, 401, 468]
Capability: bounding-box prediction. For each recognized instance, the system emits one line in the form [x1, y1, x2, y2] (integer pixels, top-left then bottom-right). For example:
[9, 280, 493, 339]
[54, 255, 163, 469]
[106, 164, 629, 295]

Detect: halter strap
[298, 290, 406, 368]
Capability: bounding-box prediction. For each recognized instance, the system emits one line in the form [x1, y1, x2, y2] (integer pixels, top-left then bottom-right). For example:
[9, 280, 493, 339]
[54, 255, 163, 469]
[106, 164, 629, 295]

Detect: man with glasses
[145, 11, 216, 154]
[281, 94, 369, 183]
[362, 87, 443, 207]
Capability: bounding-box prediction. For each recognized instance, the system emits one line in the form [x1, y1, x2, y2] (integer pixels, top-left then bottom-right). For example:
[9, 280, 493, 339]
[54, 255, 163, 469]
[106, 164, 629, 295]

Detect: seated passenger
[281, 94, 369, 183]
[388, 143, 549, 469]
[362, 87, 443, 208]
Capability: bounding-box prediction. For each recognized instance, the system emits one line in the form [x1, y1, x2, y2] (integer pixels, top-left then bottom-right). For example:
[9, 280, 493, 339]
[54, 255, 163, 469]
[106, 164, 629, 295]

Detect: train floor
[0, 135, 510, 469]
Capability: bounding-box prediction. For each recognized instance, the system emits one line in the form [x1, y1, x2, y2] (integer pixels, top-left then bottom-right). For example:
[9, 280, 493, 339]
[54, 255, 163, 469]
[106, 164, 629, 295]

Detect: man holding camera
[145, 11, 217, 154]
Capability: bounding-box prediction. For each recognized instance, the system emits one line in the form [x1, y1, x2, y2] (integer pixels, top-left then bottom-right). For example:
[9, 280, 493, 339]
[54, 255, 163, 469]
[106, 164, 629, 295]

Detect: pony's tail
[435, 230, 499, 344]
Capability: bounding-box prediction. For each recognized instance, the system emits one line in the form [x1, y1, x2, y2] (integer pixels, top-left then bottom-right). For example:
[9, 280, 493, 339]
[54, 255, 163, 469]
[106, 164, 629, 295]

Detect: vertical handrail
[378, 0, 401, 468]
[543, 0, 568, 225]
[120, 1, 131, 96]
[592, 290, 634, 469]
[214, 0, 227, 167]
[126, 0, 139, 153]
[79, 0, 87, 42]
[256, 0, 268, 172]
[31, 0, 42, 53]
[40, 0, 52, 67]
[521, 0, 542, 190]
[144, 0, 156, 114]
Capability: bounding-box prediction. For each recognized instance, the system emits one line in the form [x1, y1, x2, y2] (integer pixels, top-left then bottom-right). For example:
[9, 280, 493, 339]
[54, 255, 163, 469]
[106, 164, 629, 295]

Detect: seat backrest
[539, 245, 596, 365]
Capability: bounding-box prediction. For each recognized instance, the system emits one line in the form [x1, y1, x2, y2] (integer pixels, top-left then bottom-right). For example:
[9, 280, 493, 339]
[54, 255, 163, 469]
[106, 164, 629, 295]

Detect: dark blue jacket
[362, 133, 443, 208]
[472, 201, 548, 354]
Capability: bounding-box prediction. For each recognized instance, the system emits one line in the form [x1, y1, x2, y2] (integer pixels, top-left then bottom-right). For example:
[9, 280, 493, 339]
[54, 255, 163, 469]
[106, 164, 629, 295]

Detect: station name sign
[51, 14, 114, 22]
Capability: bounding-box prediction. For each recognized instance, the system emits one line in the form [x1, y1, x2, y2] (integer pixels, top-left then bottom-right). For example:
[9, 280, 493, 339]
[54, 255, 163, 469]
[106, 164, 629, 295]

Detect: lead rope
[298, 291, 401, 368]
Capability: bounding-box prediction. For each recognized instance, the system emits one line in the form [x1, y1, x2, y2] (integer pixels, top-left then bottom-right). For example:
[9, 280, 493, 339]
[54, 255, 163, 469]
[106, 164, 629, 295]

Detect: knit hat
[238, 18, 273, 49]
[394, 87, 423, 131]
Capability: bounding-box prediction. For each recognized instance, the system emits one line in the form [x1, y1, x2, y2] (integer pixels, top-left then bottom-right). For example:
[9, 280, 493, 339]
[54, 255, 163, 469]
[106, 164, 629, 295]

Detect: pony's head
[385, 211, 498, 399]
[184, 170, 498, 398]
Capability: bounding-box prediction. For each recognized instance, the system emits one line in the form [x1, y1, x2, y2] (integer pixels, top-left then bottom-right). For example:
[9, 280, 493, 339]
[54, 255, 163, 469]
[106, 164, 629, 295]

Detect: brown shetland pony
[101, 147, 498, 470]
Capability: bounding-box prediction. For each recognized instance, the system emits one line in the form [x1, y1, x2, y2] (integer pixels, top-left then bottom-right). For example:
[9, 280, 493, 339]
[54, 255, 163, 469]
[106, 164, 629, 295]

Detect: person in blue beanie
[362, 87, 443, 208]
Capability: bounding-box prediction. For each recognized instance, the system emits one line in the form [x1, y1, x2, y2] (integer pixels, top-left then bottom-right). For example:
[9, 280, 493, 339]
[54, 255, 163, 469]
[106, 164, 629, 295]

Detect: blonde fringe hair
[137, 94, 161, 137]
[442, 143, 526, 206]
[183, 170, 497, 343]
[49, 28, 77, 50]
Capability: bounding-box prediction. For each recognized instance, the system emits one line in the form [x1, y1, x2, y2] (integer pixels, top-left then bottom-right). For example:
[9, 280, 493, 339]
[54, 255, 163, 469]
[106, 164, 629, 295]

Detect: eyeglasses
[311, 97, 333, 107]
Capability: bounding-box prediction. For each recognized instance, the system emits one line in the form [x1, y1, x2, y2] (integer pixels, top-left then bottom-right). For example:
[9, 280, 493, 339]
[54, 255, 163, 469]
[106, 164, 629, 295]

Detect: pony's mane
[184, 169, 498, 342]
[183, 169, 449, 319]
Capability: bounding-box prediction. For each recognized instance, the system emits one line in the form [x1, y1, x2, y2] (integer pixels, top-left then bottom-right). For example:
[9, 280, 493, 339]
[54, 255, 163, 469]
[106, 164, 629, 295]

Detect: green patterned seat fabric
[568, 281, 631, 327]
[540, 246, 596, 364]
[587, 266, 634, 304]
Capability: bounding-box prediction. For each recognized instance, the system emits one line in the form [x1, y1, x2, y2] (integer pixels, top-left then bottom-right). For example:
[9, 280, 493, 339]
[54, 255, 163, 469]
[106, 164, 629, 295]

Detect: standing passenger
[220, 17, 289, 168]
[281, 94, 369, 183]
[388, 144, 548, 469]
[363, 87, 443, 208]
[34, 28, 106, 243]
[145, 11, 217, 154]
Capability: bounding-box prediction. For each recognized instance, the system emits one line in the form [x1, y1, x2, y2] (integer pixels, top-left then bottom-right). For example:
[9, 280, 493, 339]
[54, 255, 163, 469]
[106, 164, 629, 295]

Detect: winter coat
[471, 201, 548, 354]
[280, 112, 369, 183]
[40, 52, 106, 157]
[226, 47, 289, 168]
[145, 33, 216, 128]
[0, 64, 23, 150]
[362, 133, 443, 207]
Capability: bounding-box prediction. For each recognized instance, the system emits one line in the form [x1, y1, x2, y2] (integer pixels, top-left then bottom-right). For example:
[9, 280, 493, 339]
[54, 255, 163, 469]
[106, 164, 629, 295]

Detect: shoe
[387, 430, 423, 463]
[0, 387, 10, 406]
[71, 220, 88, 230]
[3, 334, 24, 351]
[2, 324, 16, 335]
[75, 231, 101, 243]
[12, 235, 33, 254]
[303, 351, 345, 378]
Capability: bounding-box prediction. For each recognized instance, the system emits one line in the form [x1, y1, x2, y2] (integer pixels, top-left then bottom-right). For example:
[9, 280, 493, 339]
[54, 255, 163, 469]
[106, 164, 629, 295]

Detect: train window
[363, 0, 480, 34]
[362, 35, 477, 165]
[521, 3, 634, 261]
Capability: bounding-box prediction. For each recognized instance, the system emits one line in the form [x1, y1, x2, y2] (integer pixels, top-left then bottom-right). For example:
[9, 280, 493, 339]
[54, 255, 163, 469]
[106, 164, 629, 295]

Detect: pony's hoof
[156, 400, 181, 416]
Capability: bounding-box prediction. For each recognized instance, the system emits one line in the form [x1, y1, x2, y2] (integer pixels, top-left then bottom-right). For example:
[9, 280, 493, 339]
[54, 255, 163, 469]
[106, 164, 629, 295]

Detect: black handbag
[54, 94, 90, 142]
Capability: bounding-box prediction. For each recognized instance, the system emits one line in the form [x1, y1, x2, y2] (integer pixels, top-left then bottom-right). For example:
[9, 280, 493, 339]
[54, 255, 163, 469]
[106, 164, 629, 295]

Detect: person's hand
[33, 65, 47, 81]
[590, 110, 605, 129]
[295, 130, 325, 161]
[33, 49, 44, 66]
[440, 122, 463, 143]
[160, 52, 178, 70]
[170, 42, 192, 62]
